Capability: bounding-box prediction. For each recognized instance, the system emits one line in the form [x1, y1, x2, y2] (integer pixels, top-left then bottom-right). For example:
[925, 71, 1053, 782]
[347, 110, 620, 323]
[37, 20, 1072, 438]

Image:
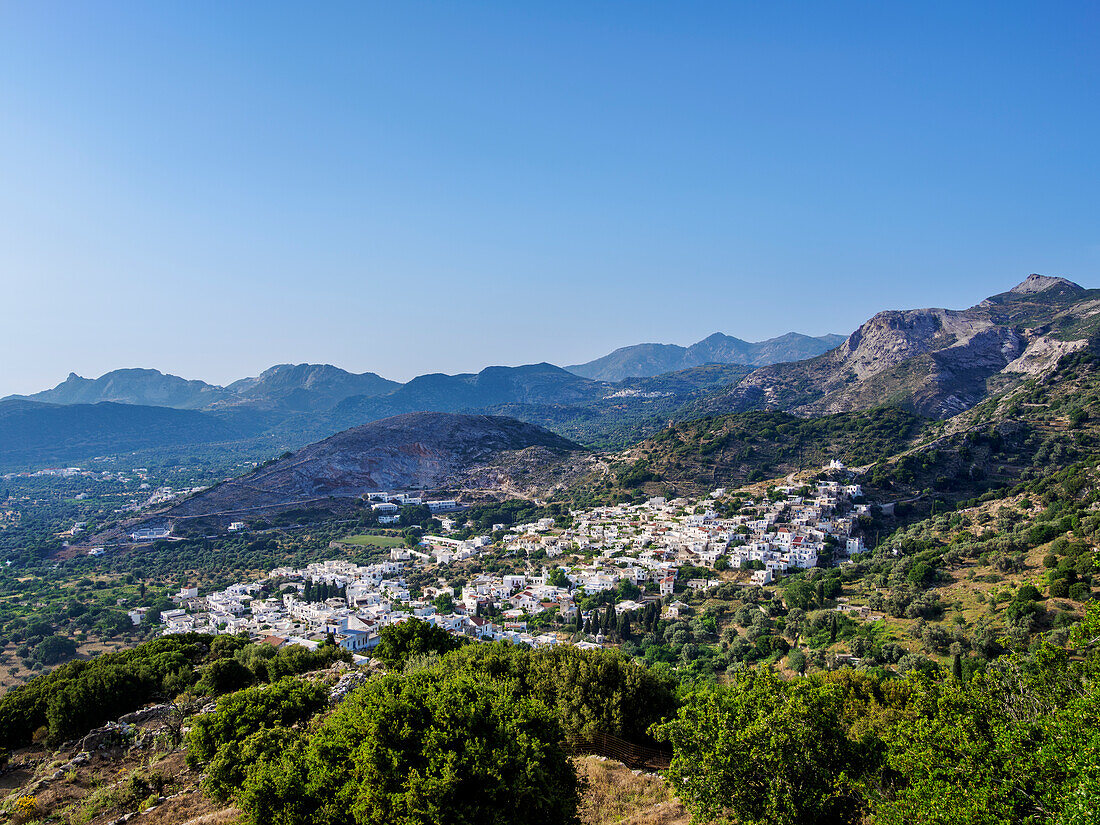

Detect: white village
[155, 463, 869, 656]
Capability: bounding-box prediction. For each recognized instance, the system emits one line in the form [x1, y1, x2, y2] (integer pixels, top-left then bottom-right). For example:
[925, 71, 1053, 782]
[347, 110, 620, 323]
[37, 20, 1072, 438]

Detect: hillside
[580, 336, 1100, 517]
[567, 331, 845, 381]
[582, 407, 929, 501]
[327, 363, 601, 420]
[323, 363, 759, 451]
[0, 400, 266, 470]
[695, 274, 1100, 420]
[162, 412, 586, 522]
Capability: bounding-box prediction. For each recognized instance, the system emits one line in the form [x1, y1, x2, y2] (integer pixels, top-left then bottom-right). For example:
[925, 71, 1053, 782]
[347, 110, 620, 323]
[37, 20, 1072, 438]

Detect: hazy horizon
[2, 2, 1097, 397]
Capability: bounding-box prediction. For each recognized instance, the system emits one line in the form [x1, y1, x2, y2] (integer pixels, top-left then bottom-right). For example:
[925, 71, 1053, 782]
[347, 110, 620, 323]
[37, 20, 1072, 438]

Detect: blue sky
[1, 1, 1097, 395]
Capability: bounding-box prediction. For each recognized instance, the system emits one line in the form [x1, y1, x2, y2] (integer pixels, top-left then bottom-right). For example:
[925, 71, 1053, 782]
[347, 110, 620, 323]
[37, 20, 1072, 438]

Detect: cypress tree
[618, 613, 632, 641]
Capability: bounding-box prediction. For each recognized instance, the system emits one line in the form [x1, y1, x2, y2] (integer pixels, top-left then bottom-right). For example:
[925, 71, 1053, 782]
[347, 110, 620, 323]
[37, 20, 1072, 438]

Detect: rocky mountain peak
[1008, 273, 1082, 295]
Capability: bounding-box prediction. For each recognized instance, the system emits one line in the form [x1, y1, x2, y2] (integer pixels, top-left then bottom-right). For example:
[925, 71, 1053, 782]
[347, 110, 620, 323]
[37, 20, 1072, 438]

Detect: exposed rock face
[1002, 336, 1088, 376]
[330, 670, 371, 705]
[164, 412, 583, 519]
[1007, 273, 1081, 295]
[77, 721, 136, 751]
[694, 275, 1098, 420]
[117, 704, 173, 725]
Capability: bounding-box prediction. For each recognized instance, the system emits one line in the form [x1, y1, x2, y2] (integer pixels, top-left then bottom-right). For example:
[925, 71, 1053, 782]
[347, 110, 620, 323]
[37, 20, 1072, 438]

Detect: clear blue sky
[1, 1, 1097, 395]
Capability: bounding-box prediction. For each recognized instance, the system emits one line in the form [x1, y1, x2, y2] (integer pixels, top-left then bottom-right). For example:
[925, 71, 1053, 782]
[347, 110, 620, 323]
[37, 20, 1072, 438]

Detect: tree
[1016, 583, 1042, 602]
[787, 649, 807, 676]
[432, 593, 455, 615]
[400, 504, 434, 528]
[617, 613, 632, 641]
[603, 605, 616, 636]
[187, 678, 328, 799]
[198, 658, 254, 696]
[142, 598, 172, 628]
[34, 635, 77, 665]
[234, 670, 579, 825]
[783, 578, 815, 611]
[373, 619, 462, 671]
[434, 642, 675, 744]
[1069, 582, 1092, 602]
[653, 668, 880, 825]
[546, 568, 570, 589]
[876, 646, 1100, 825]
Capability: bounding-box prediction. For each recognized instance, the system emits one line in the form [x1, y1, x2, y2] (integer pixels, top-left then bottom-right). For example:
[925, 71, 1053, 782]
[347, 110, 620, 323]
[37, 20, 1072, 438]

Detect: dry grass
[0, 738, 216, 825]
[575, 756, 690, 825]
[179, 809, 242, 825]
[0, 638, 137, 693]
[139, 794, 238, 825]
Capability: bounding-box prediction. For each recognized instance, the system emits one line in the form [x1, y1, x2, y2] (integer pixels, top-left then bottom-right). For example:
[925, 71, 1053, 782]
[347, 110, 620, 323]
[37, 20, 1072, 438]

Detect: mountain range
[4, 275, 1098, 474]
[565, 332, 846, 381]
[7, 363, 400, 413]
[0, 330, 833, 469]
[6, 331, 840, 413]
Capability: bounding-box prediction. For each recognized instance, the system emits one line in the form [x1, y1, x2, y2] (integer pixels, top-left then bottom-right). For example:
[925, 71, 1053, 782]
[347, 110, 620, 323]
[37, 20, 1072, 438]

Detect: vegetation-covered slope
[582, 407, 929, 501]
[164, 412, 585, 521]
[0, 400, 268, 471]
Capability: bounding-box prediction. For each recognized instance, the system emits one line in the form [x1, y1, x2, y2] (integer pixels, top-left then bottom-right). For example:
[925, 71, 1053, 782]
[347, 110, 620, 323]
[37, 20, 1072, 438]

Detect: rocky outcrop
[117, 704, 173, 725]
[1005, 273, 1082, 296]
[77, 721, 137, 751]
[329, 670, 371, 705]
[694, 275, 1096, 420]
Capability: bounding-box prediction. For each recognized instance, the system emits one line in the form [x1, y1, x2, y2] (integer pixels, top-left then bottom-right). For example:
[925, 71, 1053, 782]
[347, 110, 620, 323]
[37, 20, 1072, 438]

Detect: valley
[2, 274, 1099, 825]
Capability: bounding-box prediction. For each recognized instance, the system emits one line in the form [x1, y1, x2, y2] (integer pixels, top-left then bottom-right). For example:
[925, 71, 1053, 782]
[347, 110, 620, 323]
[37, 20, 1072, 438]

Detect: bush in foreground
[190, 668, 579, 825]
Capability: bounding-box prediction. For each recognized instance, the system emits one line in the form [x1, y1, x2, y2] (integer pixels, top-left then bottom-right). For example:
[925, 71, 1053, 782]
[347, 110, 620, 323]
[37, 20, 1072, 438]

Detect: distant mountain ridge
[6, 363, 398, 413]
[566, 332, 846, 381]
[223, 363, 400, 412]
[318, 363, 600, 430]
[0, 361, 740, 470]
[8, 368, 233, 410]
[6, 329, 843, 422]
